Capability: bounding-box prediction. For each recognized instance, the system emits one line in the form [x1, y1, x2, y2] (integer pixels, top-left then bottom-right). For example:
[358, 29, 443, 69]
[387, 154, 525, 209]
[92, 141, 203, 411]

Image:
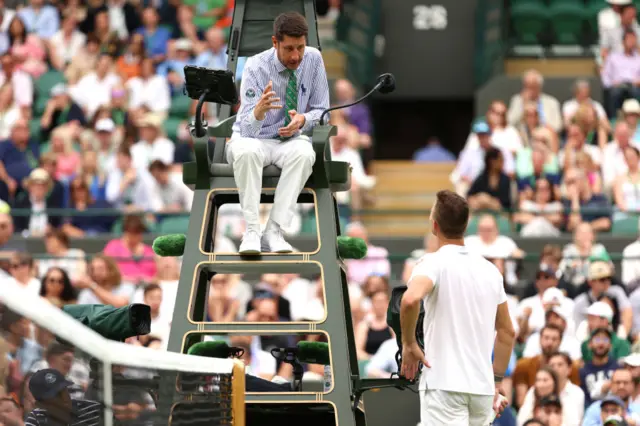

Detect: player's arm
[300, 51, 330, 134]
[400, 276, 434, 345]
[493, 301, 516, 384]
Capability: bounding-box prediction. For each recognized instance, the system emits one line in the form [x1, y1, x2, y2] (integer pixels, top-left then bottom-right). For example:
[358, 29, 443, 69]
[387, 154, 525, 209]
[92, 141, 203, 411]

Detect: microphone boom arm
[319, 82, 382, 126]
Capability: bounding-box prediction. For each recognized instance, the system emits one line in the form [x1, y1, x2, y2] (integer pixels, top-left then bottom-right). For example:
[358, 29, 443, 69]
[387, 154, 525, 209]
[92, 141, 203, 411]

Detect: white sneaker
[261, 229, 293, 253]
[239, 230, 261, 255]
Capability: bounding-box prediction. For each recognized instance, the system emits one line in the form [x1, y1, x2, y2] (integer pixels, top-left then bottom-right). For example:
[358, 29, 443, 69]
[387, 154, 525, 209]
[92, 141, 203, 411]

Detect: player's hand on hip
[278, 110, 306, 137]
[254, 80, 282, 121]
[400, 342, 429, 381]
[492, 386, 508, 418]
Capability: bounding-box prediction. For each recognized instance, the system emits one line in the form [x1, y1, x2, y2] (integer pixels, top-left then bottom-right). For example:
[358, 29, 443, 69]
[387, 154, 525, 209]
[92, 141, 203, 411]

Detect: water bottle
[323, 365, 332, 392]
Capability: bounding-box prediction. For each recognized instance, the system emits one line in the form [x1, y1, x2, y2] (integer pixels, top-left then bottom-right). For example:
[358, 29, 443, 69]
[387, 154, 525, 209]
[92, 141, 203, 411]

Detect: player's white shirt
[409, 244, 506, 396]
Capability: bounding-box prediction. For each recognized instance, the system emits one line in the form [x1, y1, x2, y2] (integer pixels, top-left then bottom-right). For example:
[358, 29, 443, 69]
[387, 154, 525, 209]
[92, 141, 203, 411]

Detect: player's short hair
[273, 12, 308, 41]
[432, 190, 469, 239]
[540, 323, 563, 338]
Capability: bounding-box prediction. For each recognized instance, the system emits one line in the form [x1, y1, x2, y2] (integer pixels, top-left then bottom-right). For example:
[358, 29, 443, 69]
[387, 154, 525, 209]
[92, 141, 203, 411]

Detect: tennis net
[0, 282, 245, 426]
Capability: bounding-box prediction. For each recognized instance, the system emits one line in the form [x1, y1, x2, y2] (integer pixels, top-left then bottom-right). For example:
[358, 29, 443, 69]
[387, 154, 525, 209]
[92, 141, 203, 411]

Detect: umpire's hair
[432, 190, 469, 239]
[273, 12, 308, 41]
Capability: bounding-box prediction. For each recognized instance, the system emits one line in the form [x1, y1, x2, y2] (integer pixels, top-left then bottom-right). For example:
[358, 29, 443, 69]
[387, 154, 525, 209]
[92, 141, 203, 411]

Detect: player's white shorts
[420, 389, 494, 426]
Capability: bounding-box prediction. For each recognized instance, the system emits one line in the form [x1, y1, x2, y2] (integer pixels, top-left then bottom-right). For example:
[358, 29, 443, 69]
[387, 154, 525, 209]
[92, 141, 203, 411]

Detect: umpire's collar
[272, 48, 287, 73]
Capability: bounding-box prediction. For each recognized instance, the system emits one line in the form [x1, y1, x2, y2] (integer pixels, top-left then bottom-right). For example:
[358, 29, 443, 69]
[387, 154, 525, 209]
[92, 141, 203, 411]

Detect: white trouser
[420, 389, 494, 426]
[226, 135, 315, 229]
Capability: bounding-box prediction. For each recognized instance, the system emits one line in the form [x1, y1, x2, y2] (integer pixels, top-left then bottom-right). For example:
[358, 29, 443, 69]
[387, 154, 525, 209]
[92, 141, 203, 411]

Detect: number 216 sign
[413, 5, 448, 30]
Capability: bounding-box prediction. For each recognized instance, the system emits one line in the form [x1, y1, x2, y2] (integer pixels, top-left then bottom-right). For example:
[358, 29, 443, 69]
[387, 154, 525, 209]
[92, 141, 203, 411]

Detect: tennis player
[400, 190, 516, 425]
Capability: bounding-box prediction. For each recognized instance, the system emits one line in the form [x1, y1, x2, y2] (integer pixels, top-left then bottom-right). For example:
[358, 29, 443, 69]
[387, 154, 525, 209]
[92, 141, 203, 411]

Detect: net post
[231, 360, 246, 426]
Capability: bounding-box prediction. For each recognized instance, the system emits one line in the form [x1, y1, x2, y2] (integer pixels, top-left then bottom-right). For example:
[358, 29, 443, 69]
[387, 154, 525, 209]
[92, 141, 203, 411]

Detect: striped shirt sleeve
[236, 58, 265, 138]
[301, 49, 330, 133]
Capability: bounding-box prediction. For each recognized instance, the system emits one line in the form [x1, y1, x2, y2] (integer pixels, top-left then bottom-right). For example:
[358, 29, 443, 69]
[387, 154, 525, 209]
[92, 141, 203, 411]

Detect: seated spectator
[344, 222, 390, 286]
[561, 168, 612, 232]
[465, 214, 524, 286]
[48, 15, 86, 72]
[621, 355, 640, 403]
[62, 177, 114, 237]
[522, 304, 580, 360]
[613, 146, 640, 220]
[577, 302, 630, 361]
[355, 290, 392, 360]
[573, 103, 610, 150]
[0, 213, 24, 277]
[39, 267, 77, 305]
[145, 160, 193, 214]
[560, 124, 602, 170]
[92, 118, 117, 174]
[517, 273, 575, 342]
[0, 53, 33, 118]
[563, 79, 608, 128]
[37, 228, 86, 280]
[39, 83, 86, 143]
[130, 113, 174, 172]
[126, 57, 171, 117]
[621, 99, 640, 142]
[467, 147, 512, 212]
[332, 79, 373, 160]
[157, 38, 196, 95]
[91, 8, 122, 58]
[208, 273, 241, 322]
[141, 284, 170, 346]
[69, 53, 121, 120]
[29, 341, 90, 400]
[75, 150, 107, 203]
[530, 395, 564, 426]
[13, 168, 61, 237]
[598, 0, 632, 36]
[132, 256, 180, 324]
[622, 226, 640, 288]
[194, 27, 227, 70]
[184, 0, 229, 31]
[581, 369, 640, 425]
[516, 102, 557, 149]
[0, 83, 20, 141]
[601, 3, 640, 60]
[464, 101, 523, 155]
[8, 16, 46, 79]
[580, 328, 620, 407]
[172, 4, 205, 44]
[17, 0, 59, 40]
[412, 137, 455, 163]
[7, 252, 40, 296]
[228, 335, 276, 380]
[516, 139, 561, 197]
[516, 366, 560, 425]
[513, 324, 580, 407]
[105, 146, 155, 211]
[602, 29, 640, 117]
[559, 222, 607, 291]
[507, 69, 562, 133]
[103, 214, 156, 283]
[64, 33, 100, 85]
[1, 310, 42, 380]
[574, 261, 633, 339]
[75, 254, 135, 307]
[576, 151, 603, 195]
[602, 122, 634, 190]
[451, 121, 515, 196]
[39, 153, 66, 209]
[47, 128, 80, 181]
[115, 33, 144, 82]
[514, 178, 564, 237]
[548, 352, 586, 426]
[135, 7, 171, 64]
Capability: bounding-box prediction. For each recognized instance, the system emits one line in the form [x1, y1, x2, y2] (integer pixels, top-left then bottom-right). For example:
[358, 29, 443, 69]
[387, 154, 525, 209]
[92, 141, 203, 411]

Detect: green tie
[284, 69, 298, 127]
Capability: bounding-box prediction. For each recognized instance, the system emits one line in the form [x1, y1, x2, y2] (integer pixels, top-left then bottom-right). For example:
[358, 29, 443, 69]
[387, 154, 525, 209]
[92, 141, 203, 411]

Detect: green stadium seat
[34, 97, 47, 116]
[466, 215, 511, 236]
[163, 117, 183, 141]
[549, 3, 586, 44]
[587, 0, 607, 31]
[169, 96, 191, 118]
[611, 217, 639, 235]
[511, 1, 549, 45]
[29, 118, 40, 143]
[36, 70, 65, 97]
[157, 216, 190, 234]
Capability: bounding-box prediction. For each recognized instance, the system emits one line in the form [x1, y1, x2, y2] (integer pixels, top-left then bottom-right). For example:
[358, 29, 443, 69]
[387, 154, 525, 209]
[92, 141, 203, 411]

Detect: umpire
[25, 368, 102, 426]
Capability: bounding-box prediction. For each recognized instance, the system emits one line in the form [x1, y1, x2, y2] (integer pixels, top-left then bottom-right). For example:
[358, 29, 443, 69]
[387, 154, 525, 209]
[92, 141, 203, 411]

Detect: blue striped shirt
[232, 46, 330, 139]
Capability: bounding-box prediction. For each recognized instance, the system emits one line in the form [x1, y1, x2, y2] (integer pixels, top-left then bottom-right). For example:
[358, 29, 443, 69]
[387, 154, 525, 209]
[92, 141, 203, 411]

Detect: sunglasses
[46, 277, 64, 284]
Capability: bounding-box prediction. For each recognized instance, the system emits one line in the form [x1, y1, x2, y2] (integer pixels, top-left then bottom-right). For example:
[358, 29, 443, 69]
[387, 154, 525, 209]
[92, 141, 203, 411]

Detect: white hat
[174, 38, 192, 51]
[586, 301, 614, 322]
[607, 0, 632, 5]
[623, 98, 640, 114]
[95, 118, 115, 133]
[622, 353, 640, 367]
[542, 287, 565, 304]
[548, 305, 570, 323]
[50, 83, 67, 97]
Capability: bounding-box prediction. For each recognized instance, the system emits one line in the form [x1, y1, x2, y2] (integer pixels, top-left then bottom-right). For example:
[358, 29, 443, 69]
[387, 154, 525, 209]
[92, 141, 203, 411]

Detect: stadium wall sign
[377, 0, 478, 99]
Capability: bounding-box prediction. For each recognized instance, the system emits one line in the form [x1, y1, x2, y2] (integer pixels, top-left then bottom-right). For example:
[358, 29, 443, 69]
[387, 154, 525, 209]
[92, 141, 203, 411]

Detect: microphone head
[153, 234, 186, 257]
[377, 73, 395, 94]
[188, 341, 230, 358]
[297, 341, 330, 365]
